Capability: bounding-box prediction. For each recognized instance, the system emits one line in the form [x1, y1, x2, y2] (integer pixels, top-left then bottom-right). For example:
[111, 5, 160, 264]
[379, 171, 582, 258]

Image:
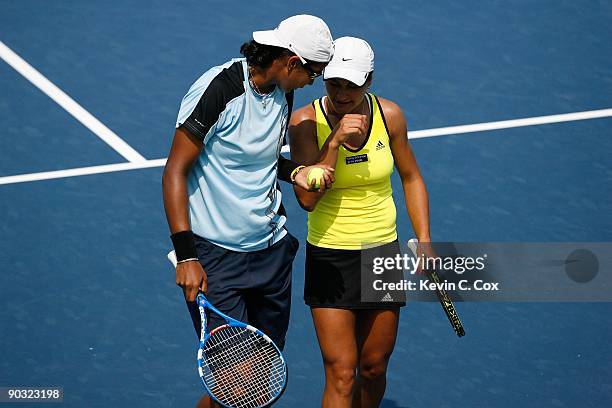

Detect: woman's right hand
[331, 113, 368, 146]
[176, 260, 207, 301]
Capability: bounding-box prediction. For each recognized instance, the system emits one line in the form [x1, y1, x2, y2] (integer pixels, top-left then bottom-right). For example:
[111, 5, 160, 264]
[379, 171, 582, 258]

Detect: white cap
[253, 15, 334, 63]
[323, 37, 374, 86]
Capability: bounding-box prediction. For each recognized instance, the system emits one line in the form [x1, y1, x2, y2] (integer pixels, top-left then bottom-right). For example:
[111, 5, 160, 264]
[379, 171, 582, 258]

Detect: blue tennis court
[1, 1, 611, 407]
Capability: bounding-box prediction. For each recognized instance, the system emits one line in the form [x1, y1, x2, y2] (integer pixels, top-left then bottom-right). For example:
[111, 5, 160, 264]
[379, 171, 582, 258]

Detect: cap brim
[323, 66, 369, 86]
[253, 30, 286, 48]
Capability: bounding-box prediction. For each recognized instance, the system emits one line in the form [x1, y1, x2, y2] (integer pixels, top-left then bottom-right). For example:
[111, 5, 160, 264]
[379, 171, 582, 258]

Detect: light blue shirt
[176, 58, 289, 251]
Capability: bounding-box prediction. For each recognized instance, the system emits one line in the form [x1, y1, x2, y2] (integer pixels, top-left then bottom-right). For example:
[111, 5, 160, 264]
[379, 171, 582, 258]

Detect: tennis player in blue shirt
[162, 15, 335, 408]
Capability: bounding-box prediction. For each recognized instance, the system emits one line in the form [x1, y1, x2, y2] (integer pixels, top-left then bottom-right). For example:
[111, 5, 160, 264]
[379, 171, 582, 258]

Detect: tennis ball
[307, 168, 325, 189]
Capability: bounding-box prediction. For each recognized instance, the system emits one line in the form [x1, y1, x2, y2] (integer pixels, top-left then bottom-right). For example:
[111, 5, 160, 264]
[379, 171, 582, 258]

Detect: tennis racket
[168, 250, 288, 408]
[407, 239, 465, 337]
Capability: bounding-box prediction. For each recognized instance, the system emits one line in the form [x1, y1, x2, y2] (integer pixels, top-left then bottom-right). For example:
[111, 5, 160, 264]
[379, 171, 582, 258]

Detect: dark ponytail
[240, 40, 294, 69]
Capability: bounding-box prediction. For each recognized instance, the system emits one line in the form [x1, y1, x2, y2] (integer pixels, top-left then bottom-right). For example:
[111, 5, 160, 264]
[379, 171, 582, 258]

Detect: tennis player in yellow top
[289, 37, 432, 407]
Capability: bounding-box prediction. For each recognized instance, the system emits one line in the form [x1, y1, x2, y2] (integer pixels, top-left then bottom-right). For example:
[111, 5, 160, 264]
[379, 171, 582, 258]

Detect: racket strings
[200, 326, 285, 407]
[208, 345, 284, 407]
[205, 337, 283, 393]
[205, 343, 284, 404]
[204, 339, 283, 406]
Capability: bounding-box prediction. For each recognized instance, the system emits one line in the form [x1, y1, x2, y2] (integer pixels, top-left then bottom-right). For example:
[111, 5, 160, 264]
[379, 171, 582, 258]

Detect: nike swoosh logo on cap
[342, 58, 352, 61]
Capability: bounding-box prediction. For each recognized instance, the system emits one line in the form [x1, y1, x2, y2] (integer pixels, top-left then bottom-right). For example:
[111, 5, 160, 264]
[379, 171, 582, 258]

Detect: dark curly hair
[240, 40, 295, 69]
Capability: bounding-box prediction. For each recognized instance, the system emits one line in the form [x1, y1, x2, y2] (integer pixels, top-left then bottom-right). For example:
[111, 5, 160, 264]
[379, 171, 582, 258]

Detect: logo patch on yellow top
[346, 154, 368, 165]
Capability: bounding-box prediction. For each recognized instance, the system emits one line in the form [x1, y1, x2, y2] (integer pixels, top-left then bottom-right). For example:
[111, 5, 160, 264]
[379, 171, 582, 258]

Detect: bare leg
[311, 307, 359, 408]
[195, 395, 220, 408]
[352, 309, 400, 408]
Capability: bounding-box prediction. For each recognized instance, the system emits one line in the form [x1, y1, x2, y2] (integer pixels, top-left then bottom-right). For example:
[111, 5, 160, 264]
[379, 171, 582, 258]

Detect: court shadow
[381, 398, 411, 408]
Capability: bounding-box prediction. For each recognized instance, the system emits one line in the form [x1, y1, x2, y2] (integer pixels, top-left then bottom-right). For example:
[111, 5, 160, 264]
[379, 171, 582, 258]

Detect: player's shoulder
[185, 59, 245, 100]
[203, 59, 245, 95]
[289, 102, 316, 126]
[374, 96, 405, 122]
[373, 95, 407, 136]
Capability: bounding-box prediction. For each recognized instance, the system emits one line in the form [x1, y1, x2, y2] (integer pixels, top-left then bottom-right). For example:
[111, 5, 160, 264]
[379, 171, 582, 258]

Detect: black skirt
[304, 240, 406, 309]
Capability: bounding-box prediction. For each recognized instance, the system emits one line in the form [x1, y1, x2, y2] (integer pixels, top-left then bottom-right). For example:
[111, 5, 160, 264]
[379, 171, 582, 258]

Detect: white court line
[1, 108, 611, 186]
[0, 159, 167, 186]
[0, 40, 146, 163]
[407, 108, 612, 139]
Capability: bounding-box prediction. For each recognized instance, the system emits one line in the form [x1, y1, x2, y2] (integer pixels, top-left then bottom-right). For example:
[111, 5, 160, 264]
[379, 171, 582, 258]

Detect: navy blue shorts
[185, 232, 299, 350]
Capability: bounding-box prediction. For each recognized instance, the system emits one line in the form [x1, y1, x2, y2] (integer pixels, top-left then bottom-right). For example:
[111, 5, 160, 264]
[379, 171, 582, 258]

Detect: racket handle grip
[407, 238, 418, 255]
[167, 250, 178, 267]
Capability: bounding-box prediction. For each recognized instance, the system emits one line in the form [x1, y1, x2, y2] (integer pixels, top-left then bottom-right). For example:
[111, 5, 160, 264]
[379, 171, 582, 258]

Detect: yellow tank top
[307, 93, 397, 249]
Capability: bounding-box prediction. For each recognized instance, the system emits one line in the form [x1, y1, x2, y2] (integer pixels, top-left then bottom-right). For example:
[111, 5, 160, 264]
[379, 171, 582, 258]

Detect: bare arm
[162, 127, 202, 233]
[162, 127, 207, 300]
[288, 106, 325, 211]
[289, 104, 367, 211]
[382, 98, 431, 242]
